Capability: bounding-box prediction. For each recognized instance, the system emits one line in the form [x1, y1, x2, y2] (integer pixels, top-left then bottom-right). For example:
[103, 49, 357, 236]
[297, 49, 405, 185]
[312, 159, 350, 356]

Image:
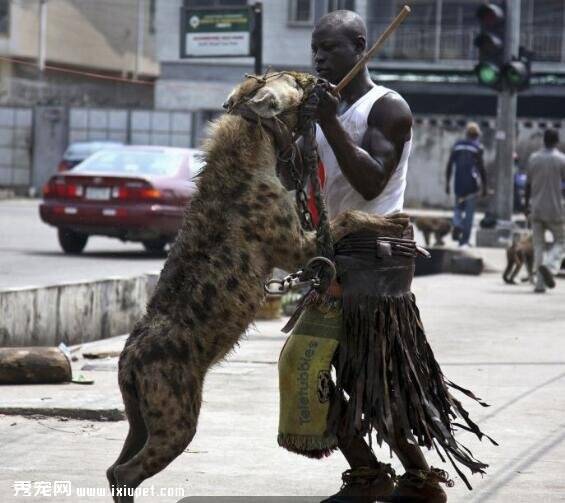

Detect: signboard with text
[181, 7, 252, 58]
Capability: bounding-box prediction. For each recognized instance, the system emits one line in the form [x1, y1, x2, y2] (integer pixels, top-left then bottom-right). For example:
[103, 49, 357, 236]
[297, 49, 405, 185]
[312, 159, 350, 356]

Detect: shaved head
[314, 10, 367, 47]
[311, 10, 368, 84]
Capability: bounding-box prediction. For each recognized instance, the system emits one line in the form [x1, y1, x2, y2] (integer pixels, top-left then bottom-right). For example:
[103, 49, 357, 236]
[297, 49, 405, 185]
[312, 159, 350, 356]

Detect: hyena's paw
[331, 210, 410, 241]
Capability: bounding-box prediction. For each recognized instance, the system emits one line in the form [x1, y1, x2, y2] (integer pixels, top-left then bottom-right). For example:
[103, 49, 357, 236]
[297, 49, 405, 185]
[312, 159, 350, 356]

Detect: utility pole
[38, 0, 48, 72]
[252, 2, 263, 75]
[134, 0, 145, 79]
[492, 0, 520, 234]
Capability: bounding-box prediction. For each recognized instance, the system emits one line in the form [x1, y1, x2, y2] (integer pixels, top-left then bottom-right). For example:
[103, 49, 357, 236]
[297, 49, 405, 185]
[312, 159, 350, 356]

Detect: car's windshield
[64, 142, 121, 160]
[74, 150, 186, 176]
[189, 151, 205, 178]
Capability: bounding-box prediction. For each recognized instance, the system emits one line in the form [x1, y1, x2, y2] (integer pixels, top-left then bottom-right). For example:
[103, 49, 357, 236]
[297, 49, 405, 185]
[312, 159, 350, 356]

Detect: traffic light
[474, 2, 505, 89]
[504, 47, 532, 92]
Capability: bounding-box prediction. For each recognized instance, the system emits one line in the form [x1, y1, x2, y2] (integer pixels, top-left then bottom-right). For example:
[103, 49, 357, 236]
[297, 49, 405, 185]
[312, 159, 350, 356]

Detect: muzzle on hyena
[107, 72, 409, 502]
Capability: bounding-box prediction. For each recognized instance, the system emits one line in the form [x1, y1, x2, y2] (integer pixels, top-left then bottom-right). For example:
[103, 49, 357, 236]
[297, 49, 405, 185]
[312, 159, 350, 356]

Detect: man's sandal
[320, 463, 397, 502]
[389, 467, 454, 503]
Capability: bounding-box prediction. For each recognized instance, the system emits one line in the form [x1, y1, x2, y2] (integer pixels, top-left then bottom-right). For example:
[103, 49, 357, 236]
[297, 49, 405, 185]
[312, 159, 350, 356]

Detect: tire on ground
[142, 238, 168, 253]
[58, 227, 88, 254]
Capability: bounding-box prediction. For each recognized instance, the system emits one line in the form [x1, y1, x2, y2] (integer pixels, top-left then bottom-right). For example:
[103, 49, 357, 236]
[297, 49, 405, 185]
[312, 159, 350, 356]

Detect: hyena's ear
[246, 88, 278, 117]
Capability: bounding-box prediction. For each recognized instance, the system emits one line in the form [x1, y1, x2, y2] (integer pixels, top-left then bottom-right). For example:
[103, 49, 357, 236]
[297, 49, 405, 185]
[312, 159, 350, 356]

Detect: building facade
[156, 0, 565, 124]
[0, 0, 159, 107]
[154, 0, 565, 208]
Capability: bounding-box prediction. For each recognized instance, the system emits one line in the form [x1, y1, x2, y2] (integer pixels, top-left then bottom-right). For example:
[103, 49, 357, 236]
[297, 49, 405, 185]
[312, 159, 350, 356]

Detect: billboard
[181, 8, 252, 58]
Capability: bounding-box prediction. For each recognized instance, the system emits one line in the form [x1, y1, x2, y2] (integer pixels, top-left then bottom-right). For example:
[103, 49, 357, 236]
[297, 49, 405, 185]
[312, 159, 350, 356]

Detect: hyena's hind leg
[107, 392, 148, 502]
[113, 365, 203, 503]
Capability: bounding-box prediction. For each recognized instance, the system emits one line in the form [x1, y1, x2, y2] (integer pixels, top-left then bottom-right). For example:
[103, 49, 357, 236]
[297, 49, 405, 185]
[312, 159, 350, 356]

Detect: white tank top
[315, 84, 411, 218]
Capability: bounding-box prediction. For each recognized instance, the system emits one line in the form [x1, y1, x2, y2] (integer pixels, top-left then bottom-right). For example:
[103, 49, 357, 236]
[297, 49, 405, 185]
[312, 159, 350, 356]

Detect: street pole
[493, 0, 520, 230]
[38, 0, 48, 72]
[134, 0, 145, 79]
[253, 2, 263, 75]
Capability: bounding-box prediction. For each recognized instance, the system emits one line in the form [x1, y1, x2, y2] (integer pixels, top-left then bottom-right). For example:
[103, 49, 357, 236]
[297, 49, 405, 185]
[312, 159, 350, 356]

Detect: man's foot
[538, 265, 556, 289]
[451, 227, 462, 242]
[534, 285, 546, 293]
[390, 467, 453, 503]
[320, 464, 396, 502]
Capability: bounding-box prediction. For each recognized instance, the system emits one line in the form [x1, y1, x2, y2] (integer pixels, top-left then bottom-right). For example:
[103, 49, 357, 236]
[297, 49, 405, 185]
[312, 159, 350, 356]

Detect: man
[525, 128, 565, 293]
[445, 123, 487, 247]
[277, 10, 490, 503]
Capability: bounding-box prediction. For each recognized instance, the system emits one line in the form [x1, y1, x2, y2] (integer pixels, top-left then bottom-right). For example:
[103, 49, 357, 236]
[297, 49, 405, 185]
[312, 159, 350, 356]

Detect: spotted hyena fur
[107, 73, 409, 502]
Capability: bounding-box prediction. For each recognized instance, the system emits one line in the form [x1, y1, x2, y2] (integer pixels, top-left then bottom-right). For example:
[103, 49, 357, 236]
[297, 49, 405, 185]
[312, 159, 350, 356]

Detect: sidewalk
[1, 250, 565, 502]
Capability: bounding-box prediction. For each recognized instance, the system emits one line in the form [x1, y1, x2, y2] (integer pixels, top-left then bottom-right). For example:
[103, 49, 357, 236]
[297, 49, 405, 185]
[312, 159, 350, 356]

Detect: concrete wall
[0, 106, 32, 188]
[0, 274, 158, 347]
[6, 0, 158, 77]
[155, 0, 317, 113]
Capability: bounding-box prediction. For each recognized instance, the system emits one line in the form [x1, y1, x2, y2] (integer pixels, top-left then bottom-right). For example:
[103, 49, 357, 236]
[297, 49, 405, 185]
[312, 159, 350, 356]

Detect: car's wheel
[142, 239, 168, 253]
[58, 228, 88, 254]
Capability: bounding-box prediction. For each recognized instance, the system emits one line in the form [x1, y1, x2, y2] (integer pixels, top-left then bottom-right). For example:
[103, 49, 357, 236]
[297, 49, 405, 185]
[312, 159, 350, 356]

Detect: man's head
[544, 128, 559, 149]
[311, 10, 367, 85]
[465, 122, 481, 140]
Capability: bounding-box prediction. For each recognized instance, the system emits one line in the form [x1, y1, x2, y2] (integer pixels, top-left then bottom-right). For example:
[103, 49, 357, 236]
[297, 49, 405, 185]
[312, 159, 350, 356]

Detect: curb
[0, 273, 159, 347]
[0, 407, 125, 421]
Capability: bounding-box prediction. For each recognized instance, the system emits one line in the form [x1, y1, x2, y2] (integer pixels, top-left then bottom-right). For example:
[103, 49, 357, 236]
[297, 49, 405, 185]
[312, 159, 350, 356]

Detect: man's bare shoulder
[368, 92, 413, 141]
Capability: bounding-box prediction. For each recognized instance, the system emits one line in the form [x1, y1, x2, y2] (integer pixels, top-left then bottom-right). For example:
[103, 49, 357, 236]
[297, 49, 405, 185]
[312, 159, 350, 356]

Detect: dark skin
[307, 16, 427, 472]
[311, 21, 413, 201]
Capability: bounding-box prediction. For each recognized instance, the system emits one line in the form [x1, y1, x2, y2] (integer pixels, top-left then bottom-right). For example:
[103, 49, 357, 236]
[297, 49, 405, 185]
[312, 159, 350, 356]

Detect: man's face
[311, 24, 361, 85]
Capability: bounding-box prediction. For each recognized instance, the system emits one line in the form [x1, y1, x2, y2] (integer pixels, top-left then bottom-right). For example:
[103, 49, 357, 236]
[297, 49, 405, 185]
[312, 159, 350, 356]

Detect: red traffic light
[474, 32, 503, 54]
[476, 4, 504, 28]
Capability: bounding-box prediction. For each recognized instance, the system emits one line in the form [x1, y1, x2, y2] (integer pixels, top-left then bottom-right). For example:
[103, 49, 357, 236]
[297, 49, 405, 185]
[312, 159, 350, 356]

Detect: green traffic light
[476, 62, 501, 86]
[506, 63, 525, 84]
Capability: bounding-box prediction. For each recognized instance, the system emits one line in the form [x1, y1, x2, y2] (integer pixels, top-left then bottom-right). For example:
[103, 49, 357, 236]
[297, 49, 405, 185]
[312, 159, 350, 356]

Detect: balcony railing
[370, 24, 565, 64]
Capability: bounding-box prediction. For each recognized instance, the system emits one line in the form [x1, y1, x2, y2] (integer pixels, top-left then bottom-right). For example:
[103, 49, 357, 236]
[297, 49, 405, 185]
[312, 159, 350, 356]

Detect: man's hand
[316, 86, 339, 125]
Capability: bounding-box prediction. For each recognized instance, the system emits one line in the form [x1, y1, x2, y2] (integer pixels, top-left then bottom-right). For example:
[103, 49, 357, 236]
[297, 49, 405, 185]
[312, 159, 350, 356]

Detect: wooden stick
[333, 5, 411, 95]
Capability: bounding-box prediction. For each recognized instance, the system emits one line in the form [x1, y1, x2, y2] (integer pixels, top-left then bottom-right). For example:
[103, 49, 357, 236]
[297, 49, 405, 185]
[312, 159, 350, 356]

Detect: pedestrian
[445, 122, 488, 248]
[277, 10, 492, 503]
[525, 128, 565, 293]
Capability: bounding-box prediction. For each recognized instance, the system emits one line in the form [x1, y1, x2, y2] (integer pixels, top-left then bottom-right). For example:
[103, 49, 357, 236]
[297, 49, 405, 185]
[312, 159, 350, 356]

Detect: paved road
[0, 199, 165, 290]
[1, 271, 565, 502]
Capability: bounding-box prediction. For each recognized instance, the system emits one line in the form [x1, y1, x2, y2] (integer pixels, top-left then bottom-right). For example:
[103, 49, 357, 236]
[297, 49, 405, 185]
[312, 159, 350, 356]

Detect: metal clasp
[264, 271, 314, 295]
[263, 256, 336, 296]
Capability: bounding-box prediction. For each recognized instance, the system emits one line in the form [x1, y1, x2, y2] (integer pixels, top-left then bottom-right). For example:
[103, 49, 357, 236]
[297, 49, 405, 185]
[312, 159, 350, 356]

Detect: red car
[40, 146, 203, 254]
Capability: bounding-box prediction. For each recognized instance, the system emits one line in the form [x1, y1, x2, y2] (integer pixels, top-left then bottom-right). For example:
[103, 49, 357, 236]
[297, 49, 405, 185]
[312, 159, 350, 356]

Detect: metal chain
[265, 82, 337, 296]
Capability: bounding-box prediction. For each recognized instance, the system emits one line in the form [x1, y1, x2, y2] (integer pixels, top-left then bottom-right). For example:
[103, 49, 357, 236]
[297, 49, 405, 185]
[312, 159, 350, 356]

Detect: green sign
[181, 8, 252, 58]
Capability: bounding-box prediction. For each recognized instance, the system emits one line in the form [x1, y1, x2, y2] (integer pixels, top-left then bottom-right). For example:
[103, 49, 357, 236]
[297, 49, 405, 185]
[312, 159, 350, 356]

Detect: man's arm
[445, 150, 454, 195]
[477, 148, 487, 196]
[524, 155, 533, 215]
[317, 91, 412, 201]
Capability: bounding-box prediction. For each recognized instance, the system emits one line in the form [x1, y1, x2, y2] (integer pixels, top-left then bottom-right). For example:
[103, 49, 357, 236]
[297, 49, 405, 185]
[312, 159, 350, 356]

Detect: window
[288, 0, 314, 25]
[388, 0, 437, 60]
[440, 2, 478, 60]
[327, 0, 355, 12]
[0, 0, 9, 35]
[185, 0, 248, 7]
[149, 0, 156, 34]
[521, 0, 564, 62]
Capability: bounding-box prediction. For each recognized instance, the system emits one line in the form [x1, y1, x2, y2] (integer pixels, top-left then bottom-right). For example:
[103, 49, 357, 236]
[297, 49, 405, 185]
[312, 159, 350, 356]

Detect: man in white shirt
[277, 10, 491, 503]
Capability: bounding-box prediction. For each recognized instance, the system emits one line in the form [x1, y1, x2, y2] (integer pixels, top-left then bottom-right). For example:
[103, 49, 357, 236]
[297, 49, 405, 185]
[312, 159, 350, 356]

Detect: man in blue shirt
[445, 123, 488, 247]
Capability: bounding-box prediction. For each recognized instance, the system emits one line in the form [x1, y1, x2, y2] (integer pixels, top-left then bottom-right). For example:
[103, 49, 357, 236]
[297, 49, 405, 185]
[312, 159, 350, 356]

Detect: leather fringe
[277, 432, 339, 459]
[326, 292, 496, 490]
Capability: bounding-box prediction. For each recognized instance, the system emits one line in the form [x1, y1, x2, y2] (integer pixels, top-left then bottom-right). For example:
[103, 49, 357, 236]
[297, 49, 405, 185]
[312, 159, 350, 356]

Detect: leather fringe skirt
[284, 231, 496, 489]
